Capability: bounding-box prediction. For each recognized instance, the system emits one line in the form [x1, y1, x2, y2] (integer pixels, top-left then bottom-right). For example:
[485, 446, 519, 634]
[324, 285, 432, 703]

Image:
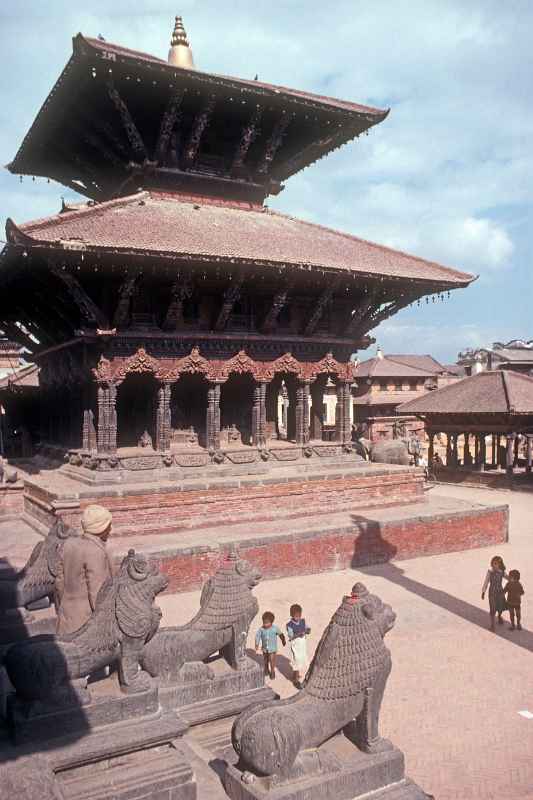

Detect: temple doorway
[220, 373, 254, 446]
[266, 373, 297, 442]
[170, 373, 208, 448]
[116, 373, 158, 449]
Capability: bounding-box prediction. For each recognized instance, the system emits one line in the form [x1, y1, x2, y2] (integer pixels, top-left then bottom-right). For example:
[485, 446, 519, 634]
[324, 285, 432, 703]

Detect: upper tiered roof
[8, 21, 388, 203]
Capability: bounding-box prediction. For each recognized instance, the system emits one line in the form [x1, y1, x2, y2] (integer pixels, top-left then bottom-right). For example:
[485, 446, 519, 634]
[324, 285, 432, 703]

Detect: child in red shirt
[504, 569, 525, 631]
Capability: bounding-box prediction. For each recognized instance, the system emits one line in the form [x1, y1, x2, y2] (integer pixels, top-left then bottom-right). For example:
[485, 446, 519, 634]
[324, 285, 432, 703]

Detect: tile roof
[83, 36, 387, 118]
[9, 192, 473, 287]
[353, 390, 423, 406]
[397, 370, 533, 415]
[385, 354, 448, 374]
[354, 355, 438, 378]
[491, 348, 533, 363]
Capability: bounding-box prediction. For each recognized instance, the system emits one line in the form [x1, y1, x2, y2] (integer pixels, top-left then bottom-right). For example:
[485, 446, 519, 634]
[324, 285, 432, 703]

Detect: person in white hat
[55, 504, 114, 635]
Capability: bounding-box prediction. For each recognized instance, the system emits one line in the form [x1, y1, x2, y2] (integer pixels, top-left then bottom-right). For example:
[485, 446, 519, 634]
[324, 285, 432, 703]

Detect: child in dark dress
[481, 555, 508, 631]
[504, 569, 524, 631]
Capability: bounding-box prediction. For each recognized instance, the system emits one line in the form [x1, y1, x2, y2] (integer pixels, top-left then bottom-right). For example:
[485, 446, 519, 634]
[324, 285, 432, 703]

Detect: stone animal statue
[370, 438, 410, 465]
[231, 583, 396, 781]
[2, 550, 168, 703]
[0, 518, 73, 611]
[140, 551, 261, 684]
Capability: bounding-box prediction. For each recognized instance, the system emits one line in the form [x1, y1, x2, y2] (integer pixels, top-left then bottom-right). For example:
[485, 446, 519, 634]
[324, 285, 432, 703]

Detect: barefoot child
[286, 603, 311, 689]
[481, 555, 508, 631]
[504, 569, 524, 631]
[255, 611, 285, 679]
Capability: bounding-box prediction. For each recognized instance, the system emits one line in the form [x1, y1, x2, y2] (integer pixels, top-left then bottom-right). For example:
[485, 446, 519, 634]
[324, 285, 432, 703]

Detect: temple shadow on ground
[349, 514, 533, 654]
[0, 559, 90, 769]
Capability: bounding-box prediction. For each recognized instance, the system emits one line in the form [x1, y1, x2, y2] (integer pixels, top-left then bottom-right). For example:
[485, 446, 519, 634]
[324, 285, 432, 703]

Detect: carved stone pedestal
[158, 656, 274, 721]
[7, 672, 164, 745]
[224, 736, 429, 800]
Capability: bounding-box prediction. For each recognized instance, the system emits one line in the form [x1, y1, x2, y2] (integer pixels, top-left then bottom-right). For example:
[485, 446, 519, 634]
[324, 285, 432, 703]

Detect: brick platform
[9, 462, 508, 594]
[108, 494, 507, 593]
[22, 462, 424, 536]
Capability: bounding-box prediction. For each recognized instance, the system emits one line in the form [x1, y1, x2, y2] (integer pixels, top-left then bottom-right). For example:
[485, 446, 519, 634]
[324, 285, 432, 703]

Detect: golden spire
[168, 16, 195, 69]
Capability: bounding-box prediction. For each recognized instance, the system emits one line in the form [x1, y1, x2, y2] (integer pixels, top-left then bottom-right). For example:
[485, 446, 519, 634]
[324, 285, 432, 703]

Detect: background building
[352, 349, 459, 442]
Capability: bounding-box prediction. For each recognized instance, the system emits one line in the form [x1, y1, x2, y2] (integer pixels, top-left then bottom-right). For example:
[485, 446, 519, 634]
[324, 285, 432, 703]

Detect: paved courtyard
[160, 483, 533, 800]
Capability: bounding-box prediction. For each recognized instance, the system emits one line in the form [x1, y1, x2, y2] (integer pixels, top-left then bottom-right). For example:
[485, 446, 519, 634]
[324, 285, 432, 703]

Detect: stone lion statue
[0, 518, 73, 611]
[140, 550, 261, 684]
[2, 550, 168, 704]
[231, 583, 396, 781]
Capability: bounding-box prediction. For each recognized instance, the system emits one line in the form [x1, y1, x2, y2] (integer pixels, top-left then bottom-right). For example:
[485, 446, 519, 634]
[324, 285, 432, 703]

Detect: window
[379, 381, 387, 392]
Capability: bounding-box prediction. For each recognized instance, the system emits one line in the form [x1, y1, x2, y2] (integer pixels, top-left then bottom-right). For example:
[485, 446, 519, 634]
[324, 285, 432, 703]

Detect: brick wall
[146, 505, 508, 594]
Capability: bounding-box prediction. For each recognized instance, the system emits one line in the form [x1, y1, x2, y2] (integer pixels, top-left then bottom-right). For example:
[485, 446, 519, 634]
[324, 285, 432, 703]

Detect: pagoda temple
[0, 18, 474, 469]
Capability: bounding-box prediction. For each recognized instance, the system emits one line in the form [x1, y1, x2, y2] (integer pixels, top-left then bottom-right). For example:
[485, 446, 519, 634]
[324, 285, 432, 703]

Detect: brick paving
[160, 484, 533, 800]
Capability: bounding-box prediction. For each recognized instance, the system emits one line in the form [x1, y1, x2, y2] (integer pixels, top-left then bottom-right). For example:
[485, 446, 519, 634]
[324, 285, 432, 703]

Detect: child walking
[504, 569, 524, 631]
[286, 604, 311, 689]
[255, 611, 285, 679]
[481, 555, 508, 631]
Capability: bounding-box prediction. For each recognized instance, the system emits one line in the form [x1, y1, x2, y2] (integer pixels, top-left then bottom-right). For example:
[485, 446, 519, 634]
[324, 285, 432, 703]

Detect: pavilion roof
[7, 191, 473, 287]
[397, 370, 533, 416]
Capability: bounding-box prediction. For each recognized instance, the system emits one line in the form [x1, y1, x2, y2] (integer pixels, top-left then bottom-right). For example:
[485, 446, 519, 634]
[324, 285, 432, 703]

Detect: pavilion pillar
[463, 433, 472, 466]
[295, 381, 310, 446]
[252, 381, 267, 448]
[310, 380, 323, 441]
[473, 434, 479, 467]
[497, 434, 502, 468]
[514, 435, 520, 467]
[335, 380, 351, 444]
[506, 433, 515, 475]
[156, 382, 172, 452]
[526, 435, 533, 474]
[478, 433, 486, 471]
[428, 431, 435, 464]
[206, 382, 221, 452]
[445, 434, 452, 466]
[491, 434, 497, 467]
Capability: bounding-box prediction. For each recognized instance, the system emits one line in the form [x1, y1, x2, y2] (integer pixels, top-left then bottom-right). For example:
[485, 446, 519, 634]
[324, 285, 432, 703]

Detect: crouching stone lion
[231, 583, 396, 781]
[140, 550, 261, 684]
[0, 518, 73, 611]
[2, 550, 168, 705]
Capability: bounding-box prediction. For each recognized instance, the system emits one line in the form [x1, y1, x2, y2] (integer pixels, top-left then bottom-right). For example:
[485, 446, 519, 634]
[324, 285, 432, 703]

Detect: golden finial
[168, 16, 195, 69]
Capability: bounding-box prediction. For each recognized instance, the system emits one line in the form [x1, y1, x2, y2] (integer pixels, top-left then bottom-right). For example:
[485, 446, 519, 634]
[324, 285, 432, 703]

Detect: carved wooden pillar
[335, 381, 351, 444]
[206, 382, 221, 452]
[295, 381, 310, 446]
[252, 382, 267, 448]
[526, 434, 533, 474]
[108, 384, 117, 454]
[97, 384, 107, 453]
[310, 380, 324, 441]
[97, 383, 117, 454]
[156, 382, 172, 452]
[514, 435, 520, 467]
[491, 434, 497, 467]
[82, 410, 97, 452]
[506, 433, 515, 474]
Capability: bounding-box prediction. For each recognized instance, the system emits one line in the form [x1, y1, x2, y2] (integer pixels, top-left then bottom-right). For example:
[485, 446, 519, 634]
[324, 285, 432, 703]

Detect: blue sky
[1, 1, 531, 364]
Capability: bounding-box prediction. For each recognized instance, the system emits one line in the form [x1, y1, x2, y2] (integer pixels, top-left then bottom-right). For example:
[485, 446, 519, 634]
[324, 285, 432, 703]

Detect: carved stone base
[7, 672, 164, 745]
[0, 712, 195, 800]
[158, 655, 269, 716]
[224, 737, 430, 800]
